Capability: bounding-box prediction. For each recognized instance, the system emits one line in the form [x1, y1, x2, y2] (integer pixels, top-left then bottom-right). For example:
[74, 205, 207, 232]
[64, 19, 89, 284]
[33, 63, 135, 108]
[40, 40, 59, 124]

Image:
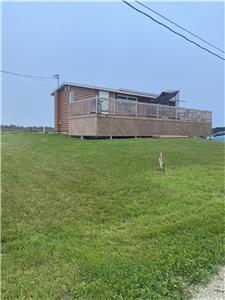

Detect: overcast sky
[2, 1, 224, 127]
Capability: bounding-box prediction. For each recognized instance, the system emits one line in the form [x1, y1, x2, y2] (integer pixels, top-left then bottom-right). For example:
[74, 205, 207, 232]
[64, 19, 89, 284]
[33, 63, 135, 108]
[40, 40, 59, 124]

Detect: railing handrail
[70, 96, 212, 114]
[69, 96, 212, 122]
[70, 96, 96, 103]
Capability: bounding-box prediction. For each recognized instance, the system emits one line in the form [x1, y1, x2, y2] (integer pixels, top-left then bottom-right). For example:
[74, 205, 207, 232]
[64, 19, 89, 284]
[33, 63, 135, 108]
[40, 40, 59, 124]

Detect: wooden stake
[159, 152, 165, 171]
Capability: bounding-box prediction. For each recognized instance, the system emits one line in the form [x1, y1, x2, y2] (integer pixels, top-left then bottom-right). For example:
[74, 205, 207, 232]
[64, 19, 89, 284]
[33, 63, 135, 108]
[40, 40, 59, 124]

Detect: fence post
[157, 104, 159, 118]
[95, 96, 98, 115]
[136, 99, 138, 117]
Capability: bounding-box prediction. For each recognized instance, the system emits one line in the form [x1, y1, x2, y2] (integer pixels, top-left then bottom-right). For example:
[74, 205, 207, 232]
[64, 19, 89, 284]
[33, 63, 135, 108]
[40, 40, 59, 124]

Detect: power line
[122, 1, 225, 61]
[1, 70, 58, 82]
[135, 0, 224, 54]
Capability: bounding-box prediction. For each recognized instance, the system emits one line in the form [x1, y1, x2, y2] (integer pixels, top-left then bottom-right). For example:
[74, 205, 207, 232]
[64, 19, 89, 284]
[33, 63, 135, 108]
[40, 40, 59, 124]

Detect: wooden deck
[69, 97, 212, 137]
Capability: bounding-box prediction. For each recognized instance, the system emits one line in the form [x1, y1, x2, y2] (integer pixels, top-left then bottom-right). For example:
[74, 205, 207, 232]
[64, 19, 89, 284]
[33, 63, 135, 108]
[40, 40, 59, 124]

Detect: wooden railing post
[95, 96, 98, 115]
[157, 104, 160, 118]
[136, 99, 138, 117]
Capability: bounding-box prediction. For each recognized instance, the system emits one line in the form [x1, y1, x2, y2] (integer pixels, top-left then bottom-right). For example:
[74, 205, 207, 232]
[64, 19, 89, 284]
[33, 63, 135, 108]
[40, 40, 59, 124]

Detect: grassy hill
[2, 133, 225, 299]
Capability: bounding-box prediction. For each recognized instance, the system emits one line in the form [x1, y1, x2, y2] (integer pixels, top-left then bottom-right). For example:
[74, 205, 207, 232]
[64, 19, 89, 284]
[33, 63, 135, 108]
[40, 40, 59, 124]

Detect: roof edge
[51, 82, 161, 98]
[51, 81, 179, 99]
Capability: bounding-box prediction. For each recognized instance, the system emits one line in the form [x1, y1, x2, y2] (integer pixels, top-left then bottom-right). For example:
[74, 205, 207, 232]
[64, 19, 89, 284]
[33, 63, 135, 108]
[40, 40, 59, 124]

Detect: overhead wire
[1, 70, 57, 82]
[122, 1, 225, 61]
[135, 0, 224, 54]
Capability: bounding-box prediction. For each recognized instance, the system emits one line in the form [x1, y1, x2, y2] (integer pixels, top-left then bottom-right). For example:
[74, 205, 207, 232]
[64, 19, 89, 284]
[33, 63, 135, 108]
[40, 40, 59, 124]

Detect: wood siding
[69, 116, 97, 136]
[69, 115, 211, 137]
[54, 92, 59, 130]
[54, 86, 174, 132]
[54, 87, 69, 132]
[71, 86, 98, 100]
[54, 86, 98, 132]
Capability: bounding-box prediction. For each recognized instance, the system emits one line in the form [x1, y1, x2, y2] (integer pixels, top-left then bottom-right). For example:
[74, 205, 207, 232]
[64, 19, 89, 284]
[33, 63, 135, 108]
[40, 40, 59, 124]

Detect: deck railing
[70, 97, 212, 123]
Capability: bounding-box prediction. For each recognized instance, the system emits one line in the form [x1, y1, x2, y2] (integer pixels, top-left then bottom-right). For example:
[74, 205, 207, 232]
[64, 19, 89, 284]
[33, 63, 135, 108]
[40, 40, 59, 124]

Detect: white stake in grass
[159, 152, 165, 171]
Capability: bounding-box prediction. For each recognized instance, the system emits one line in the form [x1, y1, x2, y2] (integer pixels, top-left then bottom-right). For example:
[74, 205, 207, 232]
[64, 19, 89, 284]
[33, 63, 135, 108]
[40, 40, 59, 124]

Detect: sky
[1, 1, 224, 127]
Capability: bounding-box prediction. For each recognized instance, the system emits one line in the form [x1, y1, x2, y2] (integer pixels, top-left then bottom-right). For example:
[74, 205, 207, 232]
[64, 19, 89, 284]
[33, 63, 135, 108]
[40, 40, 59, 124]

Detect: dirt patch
[191, 267, 225, 300]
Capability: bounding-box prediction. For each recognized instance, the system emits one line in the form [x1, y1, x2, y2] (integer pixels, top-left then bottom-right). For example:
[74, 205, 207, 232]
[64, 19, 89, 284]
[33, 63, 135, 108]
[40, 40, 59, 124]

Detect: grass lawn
[2, 133, 225, 299]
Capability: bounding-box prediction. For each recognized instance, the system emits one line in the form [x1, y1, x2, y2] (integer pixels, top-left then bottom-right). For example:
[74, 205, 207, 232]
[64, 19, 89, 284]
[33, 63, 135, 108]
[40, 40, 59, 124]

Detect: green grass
[2, 133, 225, 299]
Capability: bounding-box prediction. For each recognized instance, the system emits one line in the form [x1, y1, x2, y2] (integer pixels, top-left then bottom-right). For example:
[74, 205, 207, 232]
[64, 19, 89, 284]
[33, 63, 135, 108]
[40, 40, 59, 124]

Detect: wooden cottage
[51, 82, 212, 138]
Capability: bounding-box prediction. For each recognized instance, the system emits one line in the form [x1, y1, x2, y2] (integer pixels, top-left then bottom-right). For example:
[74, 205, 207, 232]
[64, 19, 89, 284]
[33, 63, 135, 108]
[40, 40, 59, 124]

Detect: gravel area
[191, 267, 225, 300]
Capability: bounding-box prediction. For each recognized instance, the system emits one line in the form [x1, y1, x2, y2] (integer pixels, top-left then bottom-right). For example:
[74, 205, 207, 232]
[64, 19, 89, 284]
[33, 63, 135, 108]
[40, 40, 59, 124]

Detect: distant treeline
[1, 125, 55, 133]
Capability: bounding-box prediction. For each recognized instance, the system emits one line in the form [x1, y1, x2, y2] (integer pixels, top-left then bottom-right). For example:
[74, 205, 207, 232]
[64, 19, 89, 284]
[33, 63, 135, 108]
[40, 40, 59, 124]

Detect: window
[69, 91, 75, 102]
[117, 95, 126, 100]
[117, 94, 137, 101]
[99, 91, 109, 113]
[99, 91, 109, 99]
[127, 96, 137, 101]
[116, 95, 137, 114]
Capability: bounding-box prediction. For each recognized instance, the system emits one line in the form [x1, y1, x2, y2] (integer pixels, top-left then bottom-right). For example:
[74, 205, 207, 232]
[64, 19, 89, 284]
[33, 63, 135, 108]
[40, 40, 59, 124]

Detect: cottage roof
[51, 82, 178, 100]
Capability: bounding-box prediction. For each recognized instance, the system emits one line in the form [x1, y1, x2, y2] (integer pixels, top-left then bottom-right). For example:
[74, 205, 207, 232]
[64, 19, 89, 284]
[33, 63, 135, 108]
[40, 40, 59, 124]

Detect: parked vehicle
[207, 131, 225, 141]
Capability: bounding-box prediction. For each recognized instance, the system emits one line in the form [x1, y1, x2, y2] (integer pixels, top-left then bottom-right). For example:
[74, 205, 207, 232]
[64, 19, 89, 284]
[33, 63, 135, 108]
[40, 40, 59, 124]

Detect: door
[99, 91, 109, 113]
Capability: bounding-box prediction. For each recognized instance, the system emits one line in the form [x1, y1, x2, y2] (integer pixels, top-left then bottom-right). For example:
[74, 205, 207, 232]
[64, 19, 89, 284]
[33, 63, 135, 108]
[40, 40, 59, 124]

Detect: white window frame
[69, 91, 75, 102]
[116, 94, 137, 115]
[99, 91, 109, 99]
[99, 91, 109, 113]
[117, 94, 137, 102]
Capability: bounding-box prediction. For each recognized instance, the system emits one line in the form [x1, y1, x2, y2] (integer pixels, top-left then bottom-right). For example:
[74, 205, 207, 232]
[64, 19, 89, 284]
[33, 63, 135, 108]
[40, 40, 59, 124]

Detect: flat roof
[51, 82, 178, 99]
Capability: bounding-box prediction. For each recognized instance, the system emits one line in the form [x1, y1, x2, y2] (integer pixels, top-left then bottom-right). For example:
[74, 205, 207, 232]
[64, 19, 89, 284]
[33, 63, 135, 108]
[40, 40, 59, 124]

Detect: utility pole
[53, 74, 60, 87]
